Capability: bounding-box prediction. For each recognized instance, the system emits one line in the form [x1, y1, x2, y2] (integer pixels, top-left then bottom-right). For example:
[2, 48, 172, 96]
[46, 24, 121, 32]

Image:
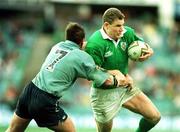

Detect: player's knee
[150, 110, 161, 124]
[155, 111, 161, 123]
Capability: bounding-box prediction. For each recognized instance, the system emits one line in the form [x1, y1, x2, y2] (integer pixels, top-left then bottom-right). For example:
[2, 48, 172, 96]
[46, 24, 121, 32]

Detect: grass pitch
[0, 126, 179, 132]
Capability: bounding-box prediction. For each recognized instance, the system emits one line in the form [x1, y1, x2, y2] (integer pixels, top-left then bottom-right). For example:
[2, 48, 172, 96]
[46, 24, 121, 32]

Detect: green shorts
[90, 86, 141, 123]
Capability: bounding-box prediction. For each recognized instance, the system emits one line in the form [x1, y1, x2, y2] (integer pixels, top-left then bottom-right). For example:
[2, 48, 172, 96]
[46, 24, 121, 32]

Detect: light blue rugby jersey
[32, 40, 109, 98]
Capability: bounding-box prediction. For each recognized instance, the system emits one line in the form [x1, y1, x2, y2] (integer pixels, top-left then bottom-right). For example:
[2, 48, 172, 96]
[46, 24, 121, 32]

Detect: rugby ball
[128, 41, 149, 61]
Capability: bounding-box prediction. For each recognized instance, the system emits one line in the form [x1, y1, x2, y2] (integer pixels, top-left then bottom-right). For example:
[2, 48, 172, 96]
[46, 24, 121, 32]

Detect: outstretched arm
[102, 70, 131, 88]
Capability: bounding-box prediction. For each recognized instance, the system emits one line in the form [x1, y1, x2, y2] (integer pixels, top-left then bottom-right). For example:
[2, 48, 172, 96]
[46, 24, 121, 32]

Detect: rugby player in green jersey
[6, 22, 129, 132]
[85, 8, 161, 132]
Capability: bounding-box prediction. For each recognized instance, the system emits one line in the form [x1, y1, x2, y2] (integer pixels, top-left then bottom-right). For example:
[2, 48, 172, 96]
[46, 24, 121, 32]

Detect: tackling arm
[102, 70, 130, 88]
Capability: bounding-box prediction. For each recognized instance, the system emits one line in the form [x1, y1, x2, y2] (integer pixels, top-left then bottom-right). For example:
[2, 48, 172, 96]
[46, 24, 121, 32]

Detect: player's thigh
[6, 113, 31, 132]
[48, 117, 75, 132]
[122, 92, 160, 120]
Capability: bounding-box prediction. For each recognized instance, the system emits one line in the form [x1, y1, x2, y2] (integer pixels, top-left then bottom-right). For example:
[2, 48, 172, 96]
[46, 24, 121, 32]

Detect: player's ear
[81, 41, 87, 50]
[80, 39, 86, 50]
[103, 22, 109, 29]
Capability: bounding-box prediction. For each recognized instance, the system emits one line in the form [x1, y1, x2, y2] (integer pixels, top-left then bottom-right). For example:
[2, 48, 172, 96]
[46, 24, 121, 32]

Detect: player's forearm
[102, 75, 118, 88]
[107, 70, 124, 76]
[97, 69, 129, 88]
[102, 74, 130, 88]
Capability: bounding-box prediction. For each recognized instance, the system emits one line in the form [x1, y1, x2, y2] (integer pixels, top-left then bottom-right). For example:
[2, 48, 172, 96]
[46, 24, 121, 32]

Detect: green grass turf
[0, 126, 180, 132]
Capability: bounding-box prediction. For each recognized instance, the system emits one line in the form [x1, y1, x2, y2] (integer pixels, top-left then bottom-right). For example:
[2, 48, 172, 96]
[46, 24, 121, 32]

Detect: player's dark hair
[65, 22, 85, 45]
[102, 8, 125, 24]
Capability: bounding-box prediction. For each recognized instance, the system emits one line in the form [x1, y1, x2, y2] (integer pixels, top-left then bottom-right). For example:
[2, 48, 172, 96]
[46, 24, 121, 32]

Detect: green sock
[136, 118, 156, 132]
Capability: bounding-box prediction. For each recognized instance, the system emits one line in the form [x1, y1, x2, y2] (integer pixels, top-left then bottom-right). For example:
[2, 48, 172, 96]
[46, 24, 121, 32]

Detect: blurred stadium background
[0, 0, 180, 131]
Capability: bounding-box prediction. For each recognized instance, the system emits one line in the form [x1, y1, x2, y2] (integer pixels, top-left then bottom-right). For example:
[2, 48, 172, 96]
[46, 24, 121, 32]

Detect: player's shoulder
[73, 49, 94, 62]
[76, 49, 91, 57]
[124, 26, 135, 34]
[86, 29, 106, 49]
[49, 42, 62, 52]
[123, 26, 137, 39]
[88, 30, 102, 41]
[52, 41, 65, 49]
[72, 49, 89, 57]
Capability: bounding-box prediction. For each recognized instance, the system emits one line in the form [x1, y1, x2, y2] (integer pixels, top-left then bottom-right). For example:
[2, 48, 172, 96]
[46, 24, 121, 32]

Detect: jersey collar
[65, 40, 80, 49]
[100, 28, 113, 40]
[100, 27, 127, 47]
[100, 27, 127, 40]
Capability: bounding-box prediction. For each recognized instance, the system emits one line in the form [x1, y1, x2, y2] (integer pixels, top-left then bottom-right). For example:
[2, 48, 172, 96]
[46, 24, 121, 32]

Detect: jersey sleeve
[83, 62, 110, 87]
[79, 52, 109, 87]
[125, 26, 144, 46]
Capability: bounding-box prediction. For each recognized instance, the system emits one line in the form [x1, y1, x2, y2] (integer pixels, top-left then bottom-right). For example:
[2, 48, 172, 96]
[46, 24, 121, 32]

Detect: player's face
[106, 19, 124, 41]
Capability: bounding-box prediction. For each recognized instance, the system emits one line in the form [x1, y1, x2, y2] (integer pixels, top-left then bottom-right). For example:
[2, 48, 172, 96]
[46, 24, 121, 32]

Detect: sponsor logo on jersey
[104, 51, 113, 57]
[120, 42, 127, 51]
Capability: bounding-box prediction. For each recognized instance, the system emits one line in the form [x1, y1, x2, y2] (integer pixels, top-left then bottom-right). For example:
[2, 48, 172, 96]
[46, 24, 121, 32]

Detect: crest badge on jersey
[120, 42, 127, 51]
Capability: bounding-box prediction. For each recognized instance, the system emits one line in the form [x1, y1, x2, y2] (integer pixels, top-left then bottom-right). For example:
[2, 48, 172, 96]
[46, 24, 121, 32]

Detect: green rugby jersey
[85, 26, 142, 75]
[32, 40, 109, 98]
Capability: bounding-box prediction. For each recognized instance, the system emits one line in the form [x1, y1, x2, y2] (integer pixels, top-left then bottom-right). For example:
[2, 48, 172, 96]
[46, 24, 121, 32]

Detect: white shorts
[90, 86, 141, 123]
